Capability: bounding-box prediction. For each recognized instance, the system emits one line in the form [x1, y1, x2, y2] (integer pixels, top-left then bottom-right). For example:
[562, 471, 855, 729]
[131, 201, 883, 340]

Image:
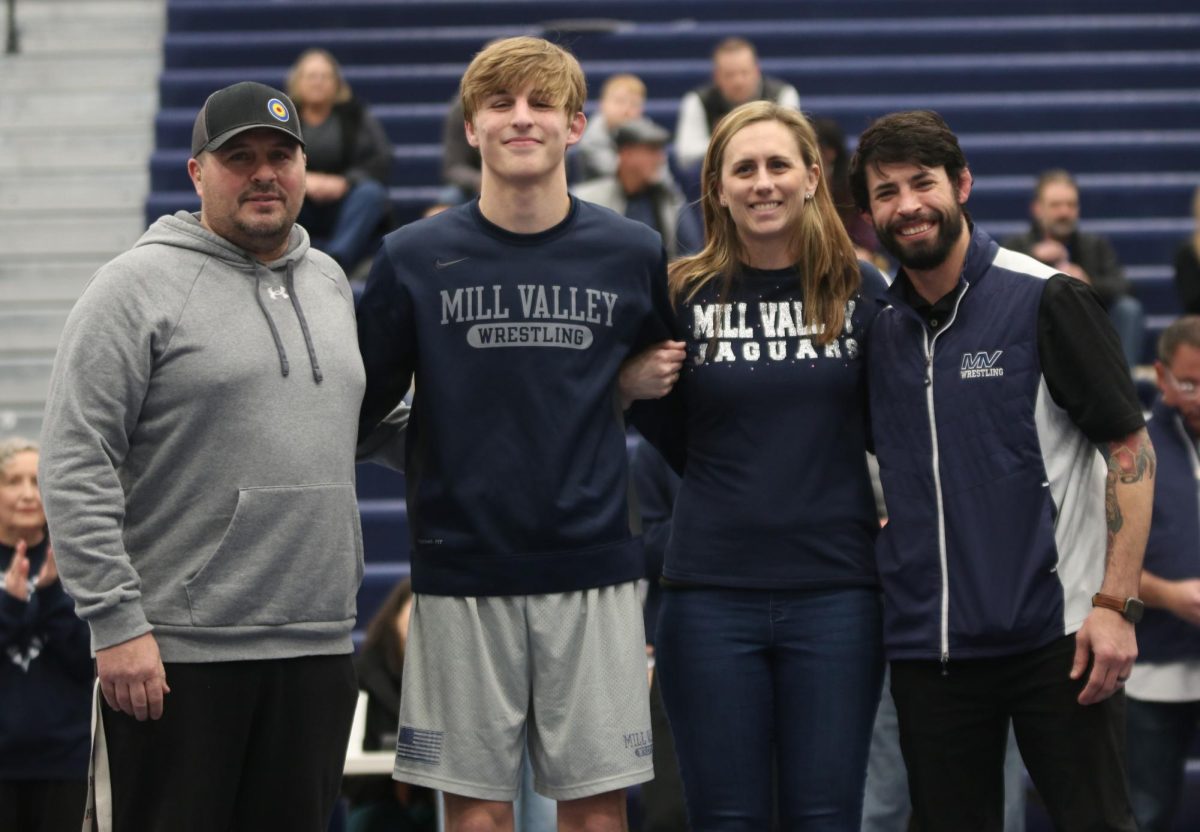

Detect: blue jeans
[1126, 696, 1200, 832]
[655, 586, 884, 831]
[299, 179, 389, 269]
[1108, 294, 1146, 368]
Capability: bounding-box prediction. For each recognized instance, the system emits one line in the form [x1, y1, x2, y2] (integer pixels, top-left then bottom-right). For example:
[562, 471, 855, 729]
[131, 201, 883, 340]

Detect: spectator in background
[811, 116, 883, 265]
[346, 578, 436, 832]
[440, 97, 482, 202]
[573, 73, 647, 182]
[1172, 185, 1200, 314]
[625, 434, 687, 832]
[572, 117, 703, 259]
[287, 48, 393, 271]
[673, 38, 800, 172]
[40, 81, 365, 831]
[1003, 169, 1146, 367]
[622, 100, 887, 830]
[1125, 316, 1200, 832]
[0, 438, 91, 832]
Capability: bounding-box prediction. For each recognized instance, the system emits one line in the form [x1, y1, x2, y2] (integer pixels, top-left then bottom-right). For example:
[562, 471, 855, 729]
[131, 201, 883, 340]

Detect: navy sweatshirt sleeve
[357, 199, 675, 596]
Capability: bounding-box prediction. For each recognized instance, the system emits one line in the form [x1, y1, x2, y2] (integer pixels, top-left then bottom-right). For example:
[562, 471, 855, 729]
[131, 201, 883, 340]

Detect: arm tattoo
[1103, 429, 1156, 548]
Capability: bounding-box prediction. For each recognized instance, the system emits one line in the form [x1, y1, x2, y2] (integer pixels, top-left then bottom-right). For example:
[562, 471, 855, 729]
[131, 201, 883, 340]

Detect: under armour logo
[267, 286, 290, 301]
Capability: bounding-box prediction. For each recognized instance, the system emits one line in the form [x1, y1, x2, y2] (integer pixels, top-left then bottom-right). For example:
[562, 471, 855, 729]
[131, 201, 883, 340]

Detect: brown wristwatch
[1091, 593, 1145, 624]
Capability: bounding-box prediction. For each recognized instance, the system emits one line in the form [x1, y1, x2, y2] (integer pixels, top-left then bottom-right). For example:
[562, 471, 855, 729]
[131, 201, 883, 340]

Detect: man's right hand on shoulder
[96, 632, 170, 721]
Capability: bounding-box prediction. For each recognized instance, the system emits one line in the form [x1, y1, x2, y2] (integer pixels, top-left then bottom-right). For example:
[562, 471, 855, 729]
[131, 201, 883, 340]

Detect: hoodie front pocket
[184, 483, 364, 627]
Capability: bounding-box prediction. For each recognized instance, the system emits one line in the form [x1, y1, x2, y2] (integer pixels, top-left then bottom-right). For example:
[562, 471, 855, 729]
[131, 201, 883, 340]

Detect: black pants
[0, 779, 88, 832]
[890, 635, 1136, 832]
[101, 654, 357, 832]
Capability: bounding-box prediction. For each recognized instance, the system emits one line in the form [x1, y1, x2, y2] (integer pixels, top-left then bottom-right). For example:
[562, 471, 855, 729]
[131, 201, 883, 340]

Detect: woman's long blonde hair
[669, 102, 860, 345]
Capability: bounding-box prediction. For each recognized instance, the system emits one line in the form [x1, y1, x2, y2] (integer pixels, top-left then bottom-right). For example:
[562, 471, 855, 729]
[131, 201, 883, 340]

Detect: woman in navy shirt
[625, 101, 887, 830]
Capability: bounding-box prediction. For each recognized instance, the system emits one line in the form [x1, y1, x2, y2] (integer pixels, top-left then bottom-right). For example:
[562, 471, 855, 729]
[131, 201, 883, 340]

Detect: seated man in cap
[572, 116, 703, 259]
[40, 80, 366, 831]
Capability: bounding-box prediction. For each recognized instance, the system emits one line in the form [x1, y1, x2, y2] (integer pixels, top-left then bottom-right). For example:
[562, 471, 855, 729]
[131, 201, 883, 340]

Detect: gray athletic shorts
[392, 581, 653, 801]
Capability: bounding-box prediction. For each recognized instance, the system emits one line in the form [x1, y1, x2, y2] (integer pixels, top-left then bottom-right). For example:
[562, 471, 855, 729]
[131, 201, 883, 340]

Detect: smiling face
[717, 119, 819, 261]
[465, 84, 586, 187]
[188, 128, 306, 261]
[865, 161, 972, 272]
[0, 451, 43, 545]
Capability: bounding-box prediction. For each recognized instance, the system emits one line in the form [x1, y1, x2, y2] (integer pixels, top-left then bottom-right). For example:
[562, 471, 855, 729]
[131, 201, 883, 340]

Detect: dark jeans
[0, 779, 88, 832]
[1125, 696, 1200, 832]
[300, 179, 389, 269]
[102, 654, 357, 832]
[890, 635, 1136, 832]
[655, 586, 884, 831]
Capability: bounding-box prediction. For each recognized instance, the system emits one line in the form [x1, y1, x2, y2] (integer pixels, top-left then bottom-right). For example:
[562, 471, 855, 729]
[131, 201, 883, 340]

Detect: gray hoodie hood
[141, 212, 324, 383]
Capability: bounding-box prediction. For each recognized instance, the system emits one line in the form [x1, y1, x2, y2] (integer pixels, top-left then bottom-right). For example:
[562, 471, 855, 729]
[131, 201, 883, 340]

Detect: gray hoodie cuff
[88, 601, 153, 652]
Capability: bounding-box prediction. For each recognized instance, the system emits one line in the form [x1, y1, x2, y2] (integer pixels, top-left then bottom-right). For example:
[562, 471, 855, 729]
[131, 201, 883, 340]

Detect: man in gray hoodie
[39, 81, 366, 831]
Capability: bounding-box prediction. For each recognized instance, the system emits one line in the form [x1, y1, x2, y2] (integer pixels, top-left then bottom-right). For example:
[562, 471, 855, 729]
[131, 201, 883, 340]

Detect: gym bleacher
[151, 2, 1200, 827]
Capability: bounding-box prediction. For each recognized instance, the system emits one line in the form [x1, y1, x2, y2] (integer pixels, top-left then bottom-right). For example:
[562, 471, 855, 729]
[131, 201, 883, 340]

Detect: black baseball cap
[191, 81, 305, 157]
[614, 117, 670, 148]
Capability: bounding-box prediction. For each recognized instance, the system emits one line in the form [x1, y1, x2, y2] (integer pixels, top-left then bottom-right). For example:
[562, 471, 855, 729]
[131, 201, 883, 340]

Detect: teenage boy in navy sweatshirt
[849, 110, 1153, 832]
[356, 37, 680, 832]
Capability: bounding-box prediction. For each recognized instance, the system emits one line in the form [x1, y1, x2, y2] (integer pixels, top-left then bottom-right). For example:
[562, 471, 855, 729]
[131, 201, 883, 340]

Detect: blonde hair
[669, 102, 860, 345]
[286, 48, 353, 107]
[459, 37, 586, 123]
[0, 437, 38, 474]
[600, 73, 646, 101]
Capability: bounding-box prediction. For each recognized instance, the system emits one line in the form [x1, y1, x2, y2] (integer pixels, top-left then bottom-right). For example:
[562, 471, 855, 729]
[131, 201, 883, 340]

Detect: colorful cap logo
[268, 98, 290, 122]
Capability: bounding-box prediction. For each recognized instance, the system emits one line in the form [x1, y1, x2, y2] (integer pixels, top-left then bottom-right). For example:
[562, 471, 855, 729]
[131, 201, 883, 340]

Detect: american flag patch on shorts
[396, 725, 445, 765]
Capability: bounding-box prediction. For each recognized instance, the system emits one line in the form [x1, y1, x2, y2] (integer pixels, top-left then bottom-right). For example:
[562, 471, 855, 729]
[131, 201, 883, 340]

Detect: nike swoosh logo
[435, 257, 470, 269]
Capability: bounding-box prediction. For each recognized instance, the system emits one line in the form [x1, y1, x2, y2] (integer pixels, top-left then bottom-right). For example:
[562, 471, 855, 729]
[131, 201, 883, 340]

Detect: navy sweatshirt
[357, 198, 673, 596]
[0, 538, 93, 781]
[634, 262, 887, 589]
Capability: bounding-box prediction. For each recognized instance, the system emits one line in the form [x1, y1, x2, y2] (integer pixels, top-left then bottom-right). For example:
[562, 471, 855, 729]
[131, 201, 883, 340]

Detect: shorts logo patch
[624, 728, 653, 758]
[396, 725, 444, 765]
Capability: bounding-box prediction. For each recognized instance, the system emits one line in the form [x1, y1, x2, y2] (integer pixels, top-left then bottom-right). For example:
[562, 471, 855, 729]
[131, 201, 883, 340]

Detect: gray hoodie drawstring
[254, 270, 291, 378]
[285, 261, 324, 384]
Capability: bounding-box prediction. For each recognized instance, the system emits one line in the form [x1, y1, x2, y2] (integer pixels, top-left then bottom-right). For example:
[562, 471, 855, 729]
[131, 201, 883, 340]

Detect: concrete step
[0, 408, 46, 441]
[0, 260, 104, 304]
[0, 140, 152, 171]
[1, 55, 161, 90]
[7, 1, 163, 53]
[0, 217, 144, 257]
[0, 308, 71, 353]
[0, 91, 158, 121]
[0, 174, 147, 212]
[0, 357, 55, 407]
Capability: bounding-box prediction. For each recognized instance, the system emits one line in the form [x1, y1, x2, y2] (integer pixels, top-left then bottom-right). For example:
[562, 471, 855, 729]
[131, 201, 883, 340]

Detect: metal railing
[5, 0, 18, 54]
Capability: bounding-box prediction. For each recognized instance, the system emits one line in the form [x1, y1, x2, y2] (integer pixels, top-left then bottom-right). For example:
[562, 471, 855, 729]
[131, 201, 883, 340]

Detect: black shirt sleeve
[1037, 274, 1144, 443]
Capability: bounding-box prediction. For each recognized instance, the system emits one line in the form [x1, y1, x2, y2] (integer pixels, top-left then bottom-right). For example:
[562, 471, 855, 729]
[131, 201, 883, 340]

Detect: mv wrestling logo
[960, 350, 1004, 379]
